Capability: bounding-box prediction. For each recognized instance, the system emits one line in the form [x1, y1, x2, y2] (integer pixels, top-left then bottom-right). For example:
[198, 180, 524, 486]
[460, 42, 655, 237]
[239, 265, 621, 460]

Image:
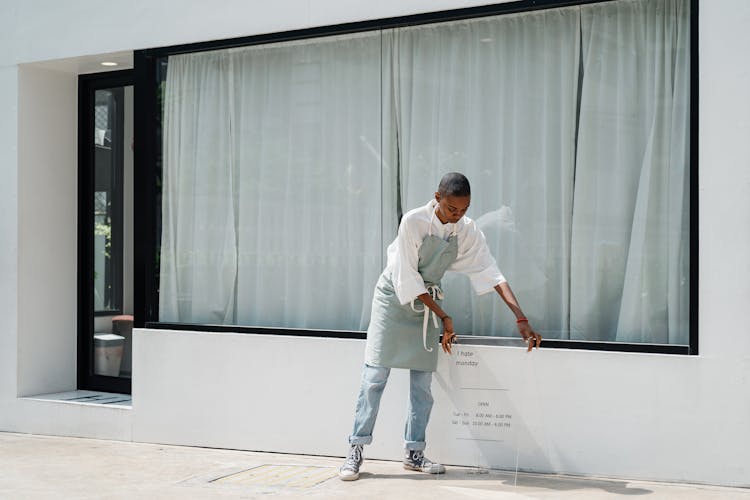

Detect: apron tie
[410, 284, 444, 352]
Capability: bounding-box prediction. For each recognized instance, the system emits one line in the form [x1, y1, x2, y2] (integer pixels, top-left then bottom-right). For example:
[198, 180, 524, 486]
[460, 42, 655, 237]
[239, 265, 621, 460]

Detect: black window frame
[78, 69, 134, 394]
[132, 0, 699, 356]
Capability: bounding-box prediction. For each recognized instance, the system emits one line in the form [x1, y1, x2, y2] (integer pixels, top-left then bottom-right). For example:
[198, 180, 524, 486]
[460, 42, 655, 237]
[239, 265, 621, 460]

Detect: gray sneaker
[403, 449, 446, 474]
[339, 444, 364, 481]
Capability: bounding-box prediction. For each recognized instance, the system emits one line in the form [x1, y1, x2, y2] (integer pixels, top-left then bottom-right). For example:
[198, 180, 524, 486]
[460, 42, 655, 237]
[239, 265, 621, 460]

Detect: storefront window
[152, 0, 691, 345]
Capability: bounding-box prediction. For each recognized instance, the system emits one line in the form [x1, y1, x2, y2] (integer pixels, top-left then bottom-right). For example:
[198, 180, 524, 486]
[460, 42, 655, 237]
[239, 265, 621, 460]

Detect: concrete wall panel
[16, 66, 78, 397]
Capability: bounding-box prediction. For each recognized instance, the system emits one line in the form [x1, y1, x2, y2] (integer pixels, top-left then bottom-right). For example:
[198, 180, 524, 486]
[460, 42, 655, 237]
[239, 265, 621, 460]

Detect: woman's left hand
[441, 316, 456, 354]
[518, 322, 542, 352]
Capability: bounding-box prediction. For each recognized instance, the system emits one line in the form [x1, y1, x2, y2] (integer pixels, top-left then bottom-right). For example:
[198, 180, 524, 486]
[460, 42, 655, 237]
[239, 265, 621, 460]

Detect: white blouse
[387, 199, 506, 305]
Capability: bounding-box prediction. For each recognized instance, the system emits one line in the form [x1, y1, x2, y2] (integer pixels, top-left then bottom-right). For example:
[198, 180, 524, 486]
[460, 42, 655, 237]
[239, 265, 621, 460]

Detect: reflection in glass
[93, 89, 121, 312]
[91, 85, 133, 379]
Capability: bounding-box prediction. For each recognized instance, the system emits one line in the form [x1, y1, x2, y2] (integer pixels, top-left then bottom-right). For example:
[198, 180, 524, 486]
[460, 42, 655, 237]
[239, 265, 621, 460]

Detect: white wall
[0, 63, 132, 438]
[130, 330, 749, 486]
[16, 66, 79, 398]
[0, 0, 510, 67]
[0, 0, 749, 489]
[0, 65, 19, 405]
[699, 1, 750, 360]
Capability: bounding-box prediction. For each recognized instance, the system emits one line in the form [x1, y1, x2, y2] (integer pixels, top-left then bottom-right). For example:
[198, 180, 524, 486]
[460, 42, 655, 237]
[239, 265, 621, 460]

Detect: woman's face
[434, 193, 471, 224]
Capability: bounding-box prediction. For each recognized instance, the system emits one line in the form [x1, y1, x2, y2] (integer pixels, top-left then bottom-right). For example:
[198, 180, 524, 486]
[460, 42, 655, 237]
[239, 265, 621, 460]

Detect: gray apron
[364, 232, 459, 372]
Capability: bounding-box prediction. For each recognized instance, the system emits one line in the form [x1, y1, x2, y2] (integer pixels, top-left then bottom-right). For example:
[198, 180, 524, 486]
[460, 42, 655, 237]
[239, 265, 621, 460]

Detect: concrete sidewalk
[0, 432, 747, 499]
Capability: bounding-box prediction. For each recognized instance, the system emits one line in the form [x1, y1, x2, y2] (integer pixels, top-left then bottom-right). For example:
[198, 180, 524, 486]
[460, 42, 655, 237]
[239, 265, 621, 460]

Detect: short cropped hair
[438, 172, 471, 197]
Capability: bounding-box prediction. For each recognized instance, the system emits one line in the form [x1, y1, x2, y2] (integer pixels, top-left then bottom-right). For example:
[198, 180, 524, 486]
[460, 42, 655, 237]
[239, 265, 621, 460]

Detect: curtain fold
[386, 8, 581, 338]
[160, 52, 238, 324]
[570, 0, 690, 343]
[160, 33, 385, 331]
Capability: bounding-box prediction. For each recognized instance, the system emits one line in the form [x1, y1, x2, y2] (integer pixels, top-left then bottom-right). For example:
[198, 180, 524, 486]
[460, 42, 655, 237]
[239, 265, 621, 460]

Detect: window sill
[21, 390, 132, 409]
[145, 322, 693, 355]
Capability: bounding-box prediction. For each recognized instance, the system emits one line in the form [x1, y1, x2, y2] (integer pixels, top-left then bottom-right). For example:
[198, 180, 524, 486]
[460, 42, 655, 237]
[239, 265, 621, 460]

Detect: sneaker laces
[345, 445, 363, 468]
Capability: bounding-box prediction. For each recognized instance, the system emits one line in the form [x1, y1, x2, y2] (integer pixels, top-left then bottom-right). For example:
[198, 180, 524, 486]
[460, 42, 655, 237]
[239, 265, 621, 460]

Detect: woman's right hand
[441, 316, 456, 354]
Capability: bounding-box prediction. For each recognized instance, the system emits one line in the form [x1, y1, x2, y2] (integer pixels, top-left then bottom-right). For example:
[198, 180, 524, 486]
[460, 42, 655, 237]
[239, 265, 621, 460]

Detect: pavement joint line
[211, 464, 337, 489]
[266, 465, 311, 486]
[242, 465, 290, 485]
[278, 466, 329, 488]
[286, 466, 338, 488]
[258, 465, 300, 485]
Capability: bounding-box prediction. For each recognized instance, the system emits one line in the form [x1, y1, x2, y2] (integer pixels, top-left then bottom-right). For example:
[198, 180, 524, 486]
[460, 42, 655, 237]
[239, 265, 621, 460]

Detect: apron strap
[410, 284, 444, 352]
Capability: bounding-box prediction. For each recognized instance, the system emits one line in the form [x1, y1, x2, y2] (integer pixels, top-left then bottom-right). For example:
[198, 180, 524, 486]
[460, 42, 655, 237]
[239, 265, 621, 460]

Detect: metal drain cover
[211, 464, 337, 489]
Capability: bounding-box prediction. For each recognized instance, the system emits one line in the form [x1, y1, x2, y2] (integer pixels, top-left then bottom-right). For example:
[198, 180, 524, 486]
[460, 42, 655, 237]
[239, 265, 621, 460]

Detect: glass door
[78, 71, 134, 394]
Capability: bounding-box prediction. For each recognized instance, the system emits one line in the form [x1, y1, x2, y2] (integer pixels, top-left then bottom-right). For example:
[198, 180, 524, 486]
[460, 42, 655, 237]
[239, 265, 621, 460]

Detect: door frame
[77, 69, 134, 394]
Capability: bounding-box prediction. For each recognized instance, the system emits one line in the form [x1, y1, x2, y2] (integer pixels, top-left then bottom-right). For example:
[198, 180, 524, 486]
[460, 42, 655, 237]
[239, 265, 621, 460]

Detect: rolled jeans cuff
[404, 440, 426, 451]
[349, 435, 373, 445]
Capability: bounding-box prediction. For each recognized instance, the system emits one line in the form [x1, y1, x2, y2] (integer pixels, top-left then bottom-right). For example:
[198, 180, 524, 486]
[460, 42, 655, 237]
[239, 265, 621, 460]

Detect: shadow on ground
[357, 468, 653, 496]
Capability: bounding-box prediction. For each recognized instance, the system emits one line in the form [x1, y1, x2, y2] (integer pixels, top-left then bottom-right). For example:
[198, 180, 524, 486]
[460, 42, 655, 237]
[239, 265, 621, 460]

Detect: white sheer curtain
[385, 8, 582, 338]
[159, 0, 690, 344]
[570, 0, 690, 343]
[390, 0, 689, 342]
[160, 52, 239, 325]
[160, 33, 384, 330]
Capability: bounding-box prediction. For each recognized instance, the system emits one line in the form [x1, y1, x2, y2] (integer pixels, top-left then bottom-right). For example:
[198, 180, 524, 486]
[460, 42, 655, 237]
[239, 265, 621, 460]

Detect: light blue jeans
[348, 364, 433, 451]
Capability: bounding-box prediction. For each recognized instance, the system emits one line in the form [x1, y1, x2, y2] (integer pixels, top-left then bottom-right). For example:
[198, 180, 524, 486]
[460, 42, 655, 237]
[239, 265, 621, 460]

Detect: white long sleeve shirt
[387, 199, 507, 305]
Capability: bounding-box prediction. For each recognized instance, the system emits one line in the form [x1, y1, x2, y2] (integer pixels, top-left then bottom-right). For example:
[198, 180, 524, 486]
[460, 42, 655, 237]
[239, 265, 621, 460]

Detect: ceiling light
[101, 61, 118, 67]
